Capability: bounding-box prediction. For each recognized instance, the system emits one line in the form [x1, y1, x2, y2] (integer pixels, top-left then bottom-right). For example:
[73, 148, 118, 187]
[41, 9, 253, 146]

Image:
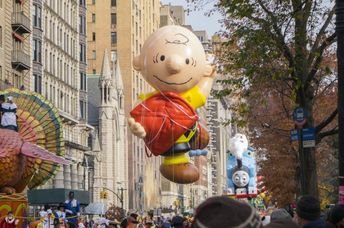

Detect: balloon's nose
[166, 55, 182, 74]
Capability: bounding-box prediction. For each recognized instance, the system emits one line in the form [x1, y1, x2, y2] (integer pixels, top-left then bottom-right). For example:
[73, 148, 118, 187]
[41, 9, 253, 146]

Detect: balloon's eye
[160, 55, 165, 61]
[185, 58, 190, 64]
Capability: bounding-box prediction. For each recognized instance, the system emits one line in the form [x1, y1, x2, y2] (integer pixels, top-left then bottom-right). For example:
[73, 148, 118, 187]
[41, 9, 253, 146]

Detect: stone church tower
[89, 50, 128, 209]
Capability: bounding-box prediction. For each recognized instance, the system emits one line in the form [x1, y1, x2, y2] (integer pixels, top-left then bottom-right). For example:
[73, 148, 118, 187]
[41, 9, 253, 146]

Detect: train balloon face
[232, 170, 250, 188]
[227, 148, 257, 197]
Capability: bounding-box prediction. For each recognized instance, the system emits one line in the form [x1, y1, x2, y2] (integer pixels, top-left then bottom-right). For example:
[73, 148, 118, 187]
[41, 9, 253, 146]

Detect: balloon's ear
[203, 64, 213, 77]
[133, 55, 141, 71]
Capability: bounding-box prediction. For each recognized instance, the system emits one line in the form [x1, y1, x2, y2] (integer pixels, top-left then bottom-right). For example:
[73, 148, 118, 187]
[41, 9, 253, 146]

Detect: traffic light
[100, 191, 108, 199]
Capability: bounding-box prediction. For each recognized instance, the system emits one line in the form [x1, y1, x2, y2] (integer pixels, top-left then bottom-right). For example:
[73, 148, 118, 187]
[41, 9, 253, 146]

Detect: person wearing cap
[40, 209, 55, 228]
[294, 195, 325, 228]
[191, 196, 262, 228]
[0, 96, 18, 131]
[54, 204, 66, 228]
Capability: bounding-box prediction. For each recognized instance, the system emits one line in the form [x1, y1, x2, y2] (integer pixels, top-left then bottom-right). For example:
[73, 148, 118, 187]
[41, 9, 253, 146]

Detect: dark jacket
[303, 219, 326, 228]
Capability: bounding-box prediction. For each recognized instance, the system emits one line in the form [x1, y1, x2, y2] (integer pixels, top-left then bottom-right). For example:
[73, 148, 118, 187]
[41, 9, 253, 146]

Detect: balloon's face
[134, 26, 211, 93]
[232, 170, 249, 187]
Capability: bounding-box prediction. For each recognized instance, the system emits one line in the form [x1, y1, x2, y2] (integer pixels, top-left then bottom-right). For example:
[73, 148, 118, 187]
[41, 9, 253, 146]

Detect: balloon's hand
[209, 65, 217, 79]
[128, 117, 146, 138]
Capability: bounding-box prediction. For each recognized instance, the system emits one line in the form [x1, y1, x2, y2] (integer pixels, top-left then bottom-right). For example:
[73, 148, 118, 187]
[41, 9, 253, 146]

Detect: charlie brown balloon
[129, 25, 216, 184]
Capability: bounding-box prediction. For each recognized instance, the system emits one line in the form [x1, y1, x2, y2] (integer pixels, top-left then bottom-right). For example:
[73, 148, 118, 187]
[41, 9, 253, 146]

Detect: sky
[160, 0, 223, 36]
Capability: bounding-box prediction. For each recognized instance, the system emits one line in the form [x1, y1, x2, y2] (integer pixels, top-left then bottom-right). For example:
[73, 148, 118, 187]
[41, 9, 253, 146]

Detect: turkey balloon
[0, 88, 68, 194]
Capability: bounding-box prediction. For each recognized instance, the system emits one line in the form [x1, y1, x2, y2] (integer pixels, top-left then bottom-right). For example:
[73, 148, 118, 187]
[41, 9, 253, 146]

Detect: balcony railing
[12, 50, 30, 71]
[12, 12, 31, 34]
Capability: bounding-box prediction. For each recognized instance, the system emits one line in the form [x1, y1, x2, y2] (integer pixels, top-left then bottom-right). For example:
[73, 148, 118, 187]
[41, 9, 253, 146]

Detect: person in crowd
[64, 191, 80, 228]
[326, 205, 344, 228]
[191, 196, 262, 228]
[293, 195, 325, 228]
[0, 211, 19, 228]
[0, 96, 17, 131]
[54, 204, 66, 228]
[161, 217, 171, 228]
[271, 208, 292, 222]
[265, 218, 300, 228]
[41, 209, 55, 228]
[170, 216, 183, 228]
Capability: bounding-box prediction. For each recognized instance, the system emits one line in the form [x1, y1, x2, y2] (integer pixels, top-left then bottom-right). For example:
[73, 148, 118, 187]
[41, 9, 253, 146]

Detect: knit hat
[193, 196, 261, 228]
[330, 205, 344, 224]
[296, 195, 320, 221]
[270, 208, 292, 222]
[264, 218, 299, 228]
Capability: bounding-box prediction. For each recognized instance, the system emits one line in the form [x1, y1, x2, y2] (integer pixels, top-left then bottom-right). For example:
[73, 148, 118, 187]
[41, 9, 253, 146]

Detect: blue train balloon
[227, 134, 257, 197]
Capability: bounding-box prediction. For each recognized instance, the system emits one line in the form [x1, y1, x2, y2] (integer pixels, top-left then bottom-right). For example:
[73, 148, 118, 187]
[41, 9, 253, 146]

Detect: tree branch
[305, 33, 337, 86]
[315, 109, 338, 133]
[308, 6, 335, 64]
[317, 127, 338, 142]
[256, 0, 295, 73]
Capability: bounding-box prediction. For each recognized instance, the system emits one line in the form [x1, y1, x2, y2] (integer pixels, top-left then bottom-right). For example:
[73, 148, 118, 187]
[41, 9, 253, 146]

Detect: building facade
[87, 50, 128, 209]
[86, 0, 160, 210]
[30, 0, 93, 201]
[0, 0, 31, 89]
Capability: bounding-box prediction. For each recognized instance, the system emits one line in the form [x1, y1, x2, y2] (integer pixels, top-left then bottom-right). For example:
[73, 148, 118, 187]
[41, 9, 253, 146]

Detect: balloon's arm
[128, 117, 146, 138]
[197, 65, 216, 99]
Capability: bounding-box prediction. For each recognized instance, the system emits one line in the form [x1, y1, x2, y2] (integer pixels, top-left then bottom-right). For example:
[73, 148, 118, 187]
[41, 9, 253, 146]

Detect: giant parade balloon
[0, 88, 69, 194]
[128, 25, 216, 184]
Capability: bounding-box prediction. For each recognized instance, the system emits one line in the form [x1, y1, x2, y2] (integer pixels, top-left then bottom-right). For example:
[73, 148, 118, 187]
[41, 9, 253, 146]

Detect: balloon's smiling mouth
[153, 75, 192, 85]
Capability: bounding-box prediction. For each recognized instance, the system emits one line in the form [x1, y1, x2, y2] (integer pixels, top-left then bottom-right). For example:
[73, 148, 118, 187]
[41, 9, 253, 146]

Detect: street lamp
[102, 187, 126, 209]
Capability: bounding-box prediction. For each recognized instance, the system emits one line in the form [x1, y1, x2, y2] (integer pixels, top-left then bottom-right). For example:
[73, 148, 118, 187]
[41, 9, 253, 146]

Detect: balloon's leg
[189, 124, 209, 150]
[160, 153, 199, 184]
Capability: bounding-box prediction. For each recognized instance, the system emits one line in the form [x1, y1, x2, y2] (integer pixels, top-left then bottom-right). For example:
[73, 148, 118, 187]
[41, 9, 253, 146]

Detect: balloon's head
[133, 25, 212, 93]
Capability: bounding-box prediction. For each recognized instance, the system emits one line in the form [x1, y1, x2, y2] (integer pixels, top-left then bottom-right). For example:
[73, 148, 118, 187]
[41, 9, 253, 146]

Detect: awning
[12, 32, 24, 42]
[27, 188, 90, 205]
[84, 203, 107, 215]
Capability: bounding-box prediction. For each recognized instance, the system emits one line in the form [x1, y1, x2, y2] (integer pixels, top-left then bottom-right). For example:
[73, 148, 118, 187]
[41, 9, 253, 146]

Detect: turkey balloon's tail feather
[0, 89, 65, 188]
[28, 160, 61, 189]
[20, 142, 69, 190]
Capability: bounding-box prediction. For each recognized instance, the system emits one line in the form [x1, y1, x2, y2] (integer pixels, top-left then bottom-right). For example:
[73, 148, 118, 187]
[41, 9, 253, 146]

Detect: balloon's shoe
[160, 154, 199, 184]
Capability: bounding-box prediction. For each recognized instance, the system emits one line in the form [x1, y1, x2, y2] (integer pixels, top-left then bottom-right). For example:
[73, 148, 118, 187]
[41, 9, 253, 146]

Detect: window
[33, 74, 42, 93]
[33, 39, 42, 63]
[93, 69, 96, 74]
[111, 32, 117, 44]
[80, 100, 85, 119]
[92, 50, 96, 59]
[33, 5, 42, 28]
[80, 72, 87, 91]
[111, 13, 116, 25]
[0, 66, 2, 80]
[80, 44, 85, 62]
[92, 32, 96, 41]
[92, 13, 95, 23]
[79, 15, 86, 34]
[80, 0, 85, 6]
[0, 0, 2, 8]
[111, 50, 117, 61]
[0, 26, 2, 48]
[111, 0, 116, 7]
[92, 0, 95, 4]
